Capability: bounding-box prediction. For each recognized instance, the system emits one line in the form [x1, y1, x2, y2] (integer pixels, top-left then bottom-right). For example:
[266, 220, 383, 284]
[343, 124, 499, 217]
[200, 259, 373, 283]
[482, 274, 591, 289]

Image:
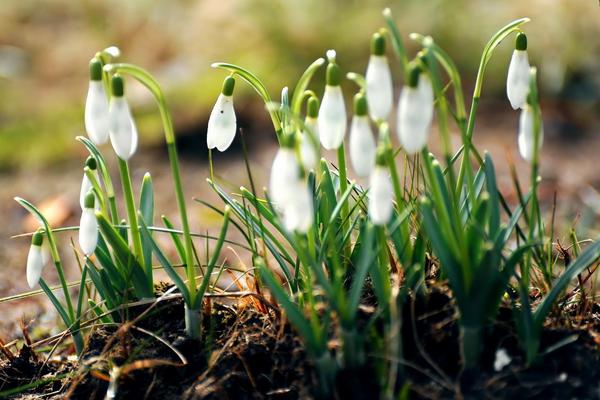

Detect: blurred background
[0, 0, 599, 338]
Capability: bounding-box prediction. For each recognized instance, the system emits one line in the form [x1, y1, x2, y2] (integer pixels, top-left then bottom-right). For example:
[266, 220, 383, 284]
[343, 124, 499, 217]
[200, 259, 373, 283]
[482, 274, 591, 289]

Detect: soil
[1, 283, 599, 400]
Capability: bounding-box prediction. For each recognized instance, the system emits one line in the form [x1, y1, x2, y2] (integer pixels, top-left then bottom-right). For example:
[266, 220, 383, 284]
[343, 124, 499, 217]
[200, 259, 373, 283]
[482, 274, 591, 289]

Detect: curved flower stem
[106, 63, 197, 307]
[117, 159, 145, 272]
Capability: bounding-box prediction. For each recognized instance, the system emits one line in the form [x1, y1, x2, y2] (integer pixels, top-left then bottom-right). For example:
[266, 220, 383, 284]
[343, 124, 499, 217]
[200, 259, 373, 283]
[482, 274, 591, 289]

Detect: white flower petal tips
[269, 147, 300, 206]
[518, 105, 543, 163]
[506, 33, 530, 110]
[366, 32, 393, 121]
[369, 165, 394, 226]
[283, 180, 314, 233]
[207, 77, 237, 152]
[397, 67, 434, 155]
[108, 76, 138, 160]
[26, 232, 45, 289]
[85, 82, 110, 145]
[349, 94, 376, 177]
[79, 193, 99, 256]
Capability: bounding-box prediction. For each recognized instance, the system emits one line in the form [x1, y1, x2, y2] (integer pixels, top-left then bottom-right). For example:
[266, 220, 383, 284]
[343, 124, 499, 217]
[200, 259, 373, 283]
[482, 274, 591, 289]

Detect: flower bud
[79, 192, 99, 256]
[517, 103, 543, 162]
[26, 231, 45, 288]
[79, 156, 99, 210]
[207, 76, 237, 152]
[506, 33, 530, 110]
[85, 58, 110, 145]
[108, 75, 138, 160]
[319, 51, 347, 150]
[349, 93, 376, 177]
[366, 33, 393, 121]
[397, 64, 433, 154]
[269, 141, 300, 208]
[368, 155, 394, 226]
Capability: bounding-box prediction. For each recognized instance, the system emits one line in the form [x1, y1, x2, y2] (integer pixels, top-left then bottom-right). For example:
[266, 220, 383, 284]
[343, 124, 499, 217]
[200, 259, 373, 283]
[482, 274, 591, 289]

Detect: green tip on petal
[280, 132, 296, 148]
[84, 192, 95, 208]
[85, 156, 97, 170]
[326, 62, 341, 86]
[516, 32, 527, 51]
[307, 96, 319, 118]
[89, 58, 103, 81]
[31, 231, 44, 246]
[222, 76, 235, 96]
[371, 32, 386, 56]
[375, 146, 388, 166]
[353, 92, 368, 116]
[111, 75, 124, 97]
[407, 62, 421, 88]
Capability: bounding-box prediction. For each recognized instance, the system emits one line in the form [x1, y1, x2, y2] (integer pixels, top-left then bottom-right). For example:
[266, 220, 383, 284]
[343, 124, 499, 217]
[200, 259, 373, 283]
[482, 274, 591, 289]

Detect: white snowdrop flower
[318, 51, 347, 150]
[493, 348, 511, 371]
[368, 150, 394, 225]
[84, 58, 110, 145]
[506, 33, 530, 110]
[397, 64, 434, 154]
[79, 192, 99, 256]
[300, 97, 320, 170]
[108, 75, 138, 160]
[518, 103, 543, 163]
[79, 156, 100, 210]
[365, 32, 393, 121]
[269, 139, 300, 207]
[26, 231, 45, 288]
[283, 178, 314, 233]
[207, 76, 237, 152]
[349, 93, 376, 177]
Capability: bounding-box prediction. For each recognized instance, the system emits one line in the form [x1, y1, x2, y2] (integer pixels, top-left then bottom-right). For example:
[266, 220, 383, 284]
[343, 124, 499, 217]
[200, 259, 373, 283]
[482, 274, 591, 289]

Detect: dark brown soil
[1, 285, 600, 399]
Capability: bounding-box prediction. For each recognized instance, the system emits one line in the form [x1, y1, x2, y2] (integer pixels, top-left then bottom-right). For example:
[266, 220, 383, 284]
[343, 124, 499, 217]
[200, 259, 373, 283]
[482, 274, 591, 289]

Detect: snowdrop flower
[283, 178, 314, 233]
[84, 58, 110, 145]
[79, 192, 99, 256]
[108, 75, 138, 160]
[518, 100, 543, 163]
[397, 63, 434, 154]
[318, 50, 347, 150]
[349, 92, 376, 177]
[365, 32, 393, 121]
[79, 156, 99, 210]
[26, 231, 45, 288]
[269, 135, 300, 207]
[506, 33, 530, 110]
[368, 149, 394, 225]
[493, 348, 512, 371]
[207, 76, 237, 151]
[299, 96, 319, 170]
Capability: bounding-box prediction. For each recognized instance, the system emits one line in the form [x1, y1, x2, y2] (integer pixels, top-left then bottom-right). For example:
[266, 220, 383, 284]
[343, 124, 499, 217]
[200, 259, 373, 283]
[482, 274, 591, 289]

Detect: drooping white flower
[207, 76, 237, 152]
[79, 192, 99, 256]
[79, 156, 99, 210]
[368, 151, 394, 226]
[26, 231, 45, 288]
[269, 143, 300, 207]
[318, 50, 347, 150]
[518, 104, 543, 163]
[349, 93, 376, 177]
[283, 178, 314, 233]
[300, 97, 320, 170]
[397, 64, 434, 154]
[506, 33, 530, 110]
[85, 59, 110, 145]
[108, 75, 138, 160]
[493, 348, 512, 371]
[365, 33, 393, 121]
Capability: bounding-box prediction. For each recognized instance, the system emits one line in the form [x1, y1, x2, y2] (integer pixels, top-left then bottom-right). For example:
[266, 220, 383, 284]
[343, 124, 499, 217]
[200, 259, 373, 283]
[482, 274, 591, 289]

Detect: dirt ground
[1, 105, 599, 340]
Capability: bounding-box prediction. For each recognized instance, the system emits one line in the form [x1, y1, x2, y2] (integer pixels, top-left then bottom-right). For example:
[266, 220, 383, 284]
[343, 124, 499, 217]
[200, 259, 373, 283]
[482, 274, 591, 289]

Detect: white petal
[300, 133, 318, 171]
[397, 85, 432, 154]
[507, 50, 530, 110]
[418, 74, 434, 127]
[109, 97, 138, 160]
[369, 167, 394, 225]
[26, 244, 44, 288]
[366, 56, 393, 121]
[318, 86, 347, 150]
[269, 148, 300, 206]
[85, 81, 110, 145]
[518, 106, 543, 162]
[283, 180, 314, 233]
[494, 348, 511, 371]
[349, 116, 376, 177]
[207, 94, 237, 152]
[79, 208, 98, 256]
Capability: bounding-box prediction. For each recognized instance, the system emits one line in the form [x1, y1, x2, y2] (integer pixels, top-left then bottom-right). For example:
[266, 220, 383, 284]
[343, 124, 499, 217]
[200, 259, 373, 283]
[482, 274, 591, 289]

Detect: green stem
[117, 159, 144, 268]
[337, 144, 350, 262]
[460, 324, 482, 369]
[184, 304, 202, 339]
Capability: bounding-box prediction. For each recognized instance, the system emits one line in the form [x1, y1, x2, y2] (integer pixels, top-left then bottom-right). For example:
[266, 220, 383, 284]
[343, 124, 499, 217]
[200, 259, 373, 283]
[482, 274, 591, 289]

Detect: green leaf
[291, 57, 325, 115]
[160, 215, 186, 265]
[348, 222, 376, 316]
[139, 173, 154, 284]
